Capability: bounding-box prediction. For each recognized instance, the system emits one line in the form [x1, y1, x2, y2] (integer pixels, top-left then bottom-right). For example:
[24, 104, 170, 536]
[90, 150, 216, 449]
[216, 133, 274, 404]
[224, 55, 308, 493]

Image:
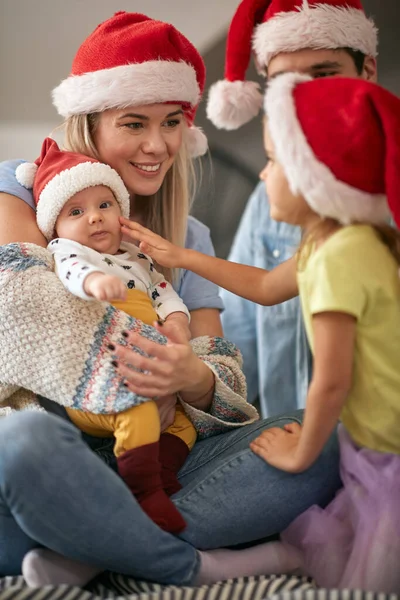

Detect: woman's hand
[162, 312, 191, 343]
[154, 394, 177, 431]
[250, 422, 307, 473]
[120, 217, 186, 269]
[113, 322, 206, 400]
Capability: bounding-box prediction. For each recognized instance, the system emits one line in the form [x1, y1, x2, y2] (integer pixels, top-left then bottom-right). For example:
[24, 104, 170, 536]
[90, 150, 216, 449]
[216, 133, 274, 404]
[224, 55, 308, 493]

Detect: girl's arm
[294, 311, 356, 468]
[121, 218, 298, 306]
[251, 311, 356, 472]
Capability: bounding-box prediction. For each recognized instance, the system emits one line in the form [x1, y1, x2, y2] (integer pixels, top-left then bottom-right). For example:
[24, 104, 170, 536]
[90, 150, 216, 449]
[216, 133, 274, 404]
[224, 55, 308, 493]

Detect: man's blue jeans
[0, 411, 341, 584]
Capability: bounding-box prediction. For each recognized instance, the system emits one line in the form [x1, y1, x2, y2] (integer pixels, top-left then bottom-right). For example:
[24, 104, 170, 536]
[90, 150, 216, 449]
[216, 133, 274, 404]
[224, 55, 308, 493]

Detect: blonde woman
[0, 11, 341, 588]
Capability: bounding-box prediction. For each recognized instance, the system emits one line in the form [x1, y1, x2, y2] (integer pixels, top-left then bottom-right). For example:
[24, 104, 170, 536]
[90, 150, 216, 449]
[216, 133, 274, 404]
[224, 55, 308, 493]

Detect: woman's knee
[0, 411, 80, 476]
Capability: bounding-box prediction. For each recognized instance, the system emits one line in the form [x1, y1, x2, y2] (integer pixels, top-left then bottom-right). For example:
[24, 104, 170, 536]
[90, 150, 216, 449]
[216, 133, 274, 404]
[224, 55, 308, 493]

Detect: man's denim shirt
[221, 182, 312, 418]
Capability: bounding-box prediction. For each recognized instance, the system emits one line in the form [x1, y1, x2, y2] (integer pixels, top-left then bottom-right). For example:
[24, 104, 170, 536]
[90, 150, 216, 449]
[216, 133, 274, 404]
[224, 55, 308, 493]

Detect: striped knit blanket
[0, 573, 316, 600]
[0, 572, 396, 600]
[0, 243, 258, 437]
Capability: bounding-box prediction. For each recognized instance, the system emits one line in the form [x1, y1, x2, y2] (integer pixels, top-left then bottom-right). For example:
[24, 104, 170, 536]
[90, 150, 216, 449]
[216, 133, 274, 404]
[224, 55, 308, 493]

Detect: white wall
[0, 123, 64, 162]
[0, 0, 238, 160]
[1, 0, 399, 161]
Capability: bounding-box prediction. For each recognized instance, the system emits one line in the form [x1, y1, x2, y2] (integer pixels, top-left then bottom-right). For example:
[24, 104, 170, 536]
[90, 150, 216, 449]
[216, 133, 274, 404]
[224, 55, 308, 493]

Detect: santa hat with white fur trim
[15, 137, 130, 240]
[264, 74, 400, 227]
[207, 0, 378, 131]
[52, 12, 208, 157]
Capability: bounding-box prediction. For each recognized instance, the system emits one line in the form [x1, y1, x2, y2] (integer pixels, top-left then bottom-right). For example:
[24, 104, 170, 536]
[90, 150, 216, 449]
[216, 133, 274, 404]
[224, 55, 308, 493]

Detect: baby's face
[55, 185, 122, 254]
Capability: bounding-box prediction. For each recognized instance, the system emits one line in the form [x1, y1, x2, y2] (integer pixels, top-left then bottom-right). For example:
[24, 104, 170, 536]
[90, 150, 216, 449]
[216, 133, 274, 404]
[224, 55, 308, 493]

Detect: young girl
[122, 74, 400, 593]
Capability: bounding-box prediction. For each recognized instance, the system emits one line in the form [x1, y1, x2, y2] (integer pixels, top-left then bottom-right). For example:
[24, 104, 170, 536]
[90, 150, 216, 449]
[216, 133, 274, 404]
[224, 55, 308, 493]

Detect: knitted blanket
[0, 243, 258, 438]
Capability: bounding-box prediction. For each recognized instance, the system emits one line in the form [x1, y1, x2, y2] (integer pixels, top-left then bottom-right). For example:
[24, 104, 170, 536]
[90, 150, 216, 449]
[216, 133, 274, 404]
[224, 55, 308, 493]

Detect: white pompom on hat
[15, 138, 130, 241]
[207, 0, 378, 131]
[51, 11, 208, 157]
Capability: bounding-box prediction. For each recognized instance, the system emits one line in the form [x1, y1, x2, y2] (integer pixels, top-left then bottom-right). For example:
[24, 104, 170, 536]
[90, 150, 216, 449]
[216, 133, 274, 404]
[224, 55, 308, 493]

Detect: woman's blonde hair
[61, 113, 197, 282]
[297, 217, 400, 271]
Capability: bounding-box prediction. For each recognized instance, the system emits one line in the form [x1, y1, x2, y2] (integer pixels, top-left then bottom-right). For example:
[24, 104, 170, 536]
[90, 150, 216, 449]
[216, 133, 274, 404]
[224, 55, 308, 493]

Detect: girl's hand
[113, 322, 204, 399]
[250, 422, 306, 473]
[119, 217, 186, 269]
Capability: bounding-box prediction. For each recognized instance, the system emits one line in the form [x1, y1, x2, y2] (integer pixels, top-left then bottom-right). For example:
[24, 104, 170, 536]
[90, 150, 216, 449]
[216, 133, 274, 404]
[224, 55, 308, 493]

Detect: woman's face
[93, 103, 184, 198]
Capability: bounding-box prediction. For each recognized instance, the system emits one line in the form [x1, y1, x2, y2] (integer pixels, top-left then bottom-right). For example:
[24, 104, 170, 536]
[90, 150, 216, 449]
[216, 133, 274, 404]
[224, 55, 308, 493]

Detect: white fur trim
[53, 61, 201, 118]
[37, 162, 130, 240]
[207, 80, 263, 130]
[15, 162, 38, 189]
[253, 2, 378, 67]
[265, 72, 389, 225]
[185, 126, 208, 157]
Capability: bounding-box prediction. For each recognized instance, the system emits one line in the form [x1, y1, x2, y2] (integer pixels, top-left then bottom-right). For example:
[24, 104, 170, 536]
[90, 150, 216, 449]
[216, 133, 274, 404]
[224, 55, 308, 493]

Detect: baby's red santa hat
[264, 74, 400, 227]
[207, 0, 378, 131]
[52, 12, 207, 158]
[15, 138, 130, 240]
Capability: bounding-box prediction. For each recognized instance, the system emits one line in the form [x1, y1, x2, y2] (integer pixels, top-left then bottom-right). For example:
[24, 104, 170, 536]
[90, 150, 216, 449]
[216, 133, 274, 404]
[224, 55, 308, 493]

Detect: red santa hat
[207, 0, 378, 131]
[52, 12, 208, 157]
[264, 74, 400, 227]
[15, 138, 130, 240]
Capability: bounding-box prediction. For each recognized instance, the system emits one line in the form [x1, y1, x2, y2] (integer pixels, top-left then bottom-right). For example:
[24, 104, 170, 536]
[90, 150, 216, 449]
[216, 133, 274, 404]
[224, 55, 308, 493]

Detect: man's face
[267, 48, 377, 81]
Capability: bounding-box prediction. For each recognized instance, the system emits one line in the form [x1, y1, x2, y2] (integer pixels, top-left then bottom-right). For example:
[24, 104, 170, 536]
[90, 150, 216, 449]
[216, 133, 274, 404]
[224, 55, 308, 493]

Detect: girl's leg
[175, 410, 341, 550]
[0, 411, 198, 585]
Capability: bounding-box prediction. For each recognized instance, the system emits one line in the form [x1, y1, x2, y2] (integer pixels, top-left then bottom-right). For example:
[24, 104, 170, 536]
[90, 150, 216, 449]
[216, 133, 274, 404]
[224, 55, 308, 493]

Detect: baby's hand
[84, 272, 127, 302]
[157, 312, 191, 343]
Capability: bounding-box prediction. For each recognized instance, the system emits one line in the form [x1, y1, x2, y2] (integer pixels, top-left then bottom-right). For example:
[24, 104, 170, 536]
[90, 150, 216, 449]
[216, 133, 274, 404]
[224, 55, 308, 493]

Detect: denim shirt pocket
[255, 225, 301, 318]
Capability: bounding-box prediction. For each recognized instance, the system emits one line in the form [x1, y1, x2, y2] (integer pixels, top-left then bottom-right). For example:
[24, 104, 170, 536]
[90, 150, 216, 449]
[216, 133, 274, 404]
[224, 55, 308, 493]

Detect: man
[207, 0, 378, 417]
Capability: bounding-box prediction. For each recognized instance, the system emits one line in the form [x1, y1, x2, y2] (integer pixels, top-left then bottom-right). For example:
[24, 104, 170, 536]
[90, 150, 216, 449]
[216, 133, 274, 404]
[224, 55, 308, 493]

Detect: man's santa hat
[15, 138, 130, 240]
[207, 0, 378, 130]
[264, 74, 400, 227]
[52, 12, 207, 157]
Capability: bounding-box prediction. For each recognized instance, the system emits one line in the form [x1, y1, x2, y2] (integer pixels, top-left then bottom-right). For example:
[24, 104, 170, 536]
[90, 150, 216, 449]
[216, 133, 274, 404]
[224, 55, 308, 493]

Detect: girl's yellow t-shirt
[298, 225, 400, 454]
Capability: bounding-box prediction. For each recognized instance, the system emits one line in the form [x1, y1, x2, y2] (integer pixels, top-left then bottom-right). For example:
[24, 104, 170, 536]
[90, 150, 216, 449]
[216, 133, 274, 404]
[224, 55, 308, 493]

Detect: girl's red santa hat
[264, 74, 400, 227]
[207, 0, 378, 130]
[52, 12, 208, 157]
[15, 138, 130, 240]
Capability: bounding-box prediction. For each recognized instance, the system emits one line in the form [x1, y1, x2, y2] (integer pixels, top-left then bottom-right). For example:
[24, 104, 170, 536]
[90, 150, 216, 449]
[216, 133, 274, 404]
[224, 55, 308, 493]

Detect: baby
[16, 137, 196, 534]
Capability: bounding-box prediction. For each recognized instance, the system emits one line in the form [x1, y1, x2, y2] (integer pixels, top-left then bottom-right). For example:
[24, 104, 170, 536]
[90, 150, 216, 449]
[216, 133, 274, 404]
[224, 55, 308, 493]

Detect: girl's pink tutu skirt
[281, 425, 400, 593]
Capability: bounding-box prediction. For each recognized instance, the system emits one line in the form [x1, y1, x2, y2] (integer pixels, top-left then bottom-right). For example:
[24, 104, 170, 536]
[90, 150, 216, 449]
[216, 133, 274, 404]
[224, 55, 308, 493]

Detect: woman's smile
[130, 161, 162, 176]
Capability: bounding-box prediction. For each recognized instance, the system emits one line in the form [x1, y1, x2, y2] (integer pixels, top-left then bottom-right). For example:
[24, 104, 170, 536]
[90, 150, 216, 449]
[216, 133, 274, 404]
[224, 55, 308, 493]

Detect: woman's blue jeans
[0, 410, 341, 584]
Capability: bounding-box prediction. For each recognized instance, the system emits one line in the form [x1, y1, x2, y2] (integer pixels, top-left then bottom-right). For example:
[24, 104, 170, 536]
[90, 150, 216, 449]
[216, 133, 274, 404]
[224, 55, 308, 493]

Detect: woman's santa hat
[15, 138, 130, 240]
[207, 0, 378, 130]
[52, 12, 208, 157]
[264, 74, 400, 227]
